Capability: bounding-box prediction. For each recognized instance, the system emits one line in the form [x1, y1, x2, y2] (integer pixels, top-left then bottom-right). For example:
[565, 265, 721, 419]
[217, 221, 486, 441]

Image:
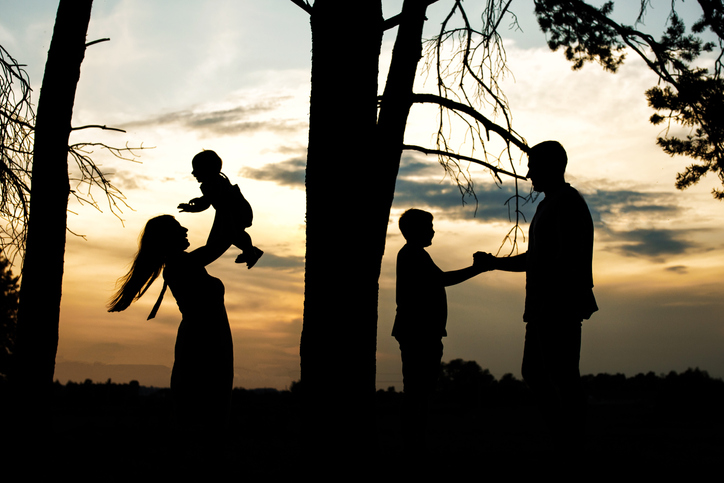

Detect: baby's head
[191, 150, 222, 182]
[399, 208, 434, 247]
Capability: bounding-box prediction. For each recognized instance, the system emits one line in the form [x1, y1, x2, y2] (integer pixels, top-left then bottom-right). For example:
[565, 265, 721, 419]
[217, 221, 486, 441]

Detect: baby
[178, 150, 263, 268]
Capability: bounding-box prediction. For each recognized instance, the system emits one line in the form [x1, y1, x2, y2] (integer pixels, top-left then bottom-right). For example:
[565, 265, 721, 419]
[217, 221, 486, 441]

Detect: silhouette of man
[476, 141, 597, 447]
[392, 208, 487, 455]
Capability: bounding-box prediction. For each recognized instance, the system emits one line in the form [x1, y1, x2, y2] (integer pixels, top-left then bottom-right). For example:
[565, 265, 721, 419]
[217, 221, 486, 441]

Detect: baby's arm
[178, 196, 211, 213]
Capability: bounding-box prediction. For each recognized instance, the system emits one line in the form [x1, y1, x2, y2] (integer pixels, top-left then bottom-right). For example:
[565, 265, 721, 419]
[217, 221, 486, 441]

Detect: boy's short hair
[399, 209, 433, 240]
[192, 150, 223, 172]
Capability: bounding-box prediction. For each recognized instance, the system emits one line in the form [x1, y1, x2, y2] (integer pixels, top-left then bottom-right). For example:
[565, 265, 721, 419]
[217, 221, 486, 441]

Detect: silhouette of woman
[108, 215, 233, 437]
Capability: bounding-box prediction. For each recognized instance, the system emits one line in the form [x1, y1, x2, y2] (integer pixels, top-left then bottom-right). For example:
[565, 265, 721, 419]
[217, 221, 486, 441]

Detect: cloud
[665, 265, 688, 274]
[242, 158, 306, 188]
[121, 99, 307, 137]
[392, 153, 530, 221]
[584, 189, 680, 225]
[397, 154, 446, 178]
[420, 177, 703, 263]
[107, 170, 155, 191]
[254, 252, 304, 272]
[393, 178, 522, 221]
[239, 152, 521, 221]
[577, 186, 704, 261]
[608, 228, 697, 261]
[237, 153, 701, 264]
[261, 144, 307, 155]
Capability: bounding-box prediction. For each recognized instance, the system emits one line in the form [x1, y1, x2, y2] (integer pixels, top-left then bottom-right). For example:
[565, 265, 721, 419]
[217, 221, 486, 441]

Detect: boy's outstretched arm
[178, 196, 211, 213]
[440, 254, 491, 287]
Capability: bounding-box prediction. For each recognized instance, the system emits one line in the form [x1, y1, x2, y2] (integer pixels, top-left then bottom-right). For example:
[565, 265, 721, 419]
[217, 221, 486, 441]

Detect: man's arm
[474, 251, 528, 272]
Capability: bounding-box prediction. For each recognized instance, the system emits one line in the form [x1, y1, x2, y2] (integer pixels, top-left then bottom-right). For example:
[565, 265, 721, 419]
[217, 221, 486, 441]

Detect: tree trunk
[300, 0, 383, 469]
[12, 0, 93, 416]
[300, 0, 432, 470]
[376, 0, 429, 205]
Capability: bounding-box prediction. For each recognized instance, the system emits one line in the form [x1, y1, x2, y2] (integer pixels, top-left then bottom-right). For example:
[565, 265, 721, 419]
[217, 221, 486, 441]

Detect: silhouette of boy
[178, 150, 263, 268]
[392, 208, 487, 454]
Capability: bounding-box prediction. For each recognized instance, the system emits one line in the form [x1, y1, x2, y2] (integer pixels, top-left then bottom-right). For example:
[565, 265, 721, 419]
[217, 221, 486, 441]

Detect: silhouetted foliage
[437, 358, 496, 407]
[0, 254, 19, 380]
[34, 367, 724, 477]
[535, 0, 724, 199]
[0, 46, 33, 261]
[582, 367, 724, 408]
[0, 43, 141, 263]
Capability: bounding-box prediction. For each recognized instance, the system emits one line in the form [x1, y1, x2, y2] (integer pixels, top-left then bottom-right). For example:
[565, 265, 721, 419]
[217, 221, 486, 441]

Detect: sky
[1, 0, 722, 390]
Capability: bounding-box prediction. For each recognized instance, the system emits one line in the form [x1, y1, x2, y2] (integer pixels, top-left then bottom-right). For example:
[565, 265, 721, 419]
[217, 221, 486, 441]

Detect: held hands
[473, 251, 496, 272]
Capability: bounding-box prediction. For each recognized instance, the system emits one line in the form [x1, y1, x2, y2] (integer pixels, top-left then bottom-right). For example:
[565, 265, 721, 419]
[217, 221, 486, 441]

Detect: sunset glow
[2, 0, 722, 390]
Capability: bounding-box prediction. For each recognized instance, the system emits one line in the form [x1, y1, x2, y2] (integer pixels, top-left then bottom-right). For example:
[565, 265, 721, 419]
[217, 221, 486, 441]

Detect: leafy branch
[534, 0, 724, 199]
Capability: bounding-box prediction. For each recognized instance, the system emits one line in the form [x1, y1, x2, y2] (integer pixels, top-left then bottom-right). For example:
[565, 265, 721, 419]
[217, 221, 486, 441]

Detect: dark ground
[34, 369, 724, 480]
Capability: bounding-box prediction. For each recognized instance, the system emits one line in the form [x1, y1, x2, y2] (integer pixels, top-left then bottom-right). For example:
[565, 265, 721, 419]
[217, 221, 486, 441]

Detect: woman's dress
[164, 252, 233, 429]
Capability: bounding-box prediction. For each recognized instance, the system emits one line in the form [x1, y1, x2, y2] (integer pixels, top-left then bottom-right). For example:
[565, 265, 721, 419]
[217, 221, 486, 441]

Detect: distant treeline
[49, 360, 724, 411]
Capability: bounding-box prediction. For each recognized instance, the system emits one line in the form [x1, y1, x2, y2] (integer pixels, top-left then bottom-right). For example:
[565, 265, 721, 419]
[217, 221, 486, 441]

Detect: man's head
[526, 141, 567, 193]
[399, 209, 434, 247]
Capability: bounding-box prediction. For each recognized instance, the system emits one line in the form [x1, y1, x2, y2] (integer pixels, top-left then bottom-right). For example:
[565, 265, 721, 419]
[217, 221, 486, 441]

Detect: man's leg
[522, 320, 585, 444]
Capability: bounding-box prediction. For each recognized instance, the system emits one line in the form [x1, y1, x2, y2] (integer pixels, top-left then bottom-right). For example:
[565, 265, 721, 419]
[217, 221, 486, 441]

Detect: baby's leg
[232, 230, 254, 253]
[233, 229, 263, 268]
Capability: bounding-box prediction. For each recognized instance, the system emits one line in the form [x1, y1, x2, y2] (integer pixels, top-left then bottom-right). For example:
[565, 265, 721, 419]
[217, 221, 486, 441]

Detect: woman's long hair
[108, 215, 177, 312]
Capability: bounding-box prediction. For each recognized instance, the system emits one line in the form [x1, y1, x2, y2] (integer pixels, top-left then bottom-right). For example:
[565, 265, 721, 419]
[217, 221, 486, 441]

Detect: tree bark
[12, 0, 93, 409]
[300, 0, 433, 470]
[300, 0, 383, 470]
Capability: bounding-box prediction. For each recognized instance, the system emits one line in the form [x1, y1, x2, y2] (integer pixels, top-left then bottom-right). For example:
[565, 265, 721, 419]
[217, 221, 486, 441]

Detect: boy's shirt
[200, 174, 253, 227]
[199, 175, 234, 209]
[392, 243, 448, 340]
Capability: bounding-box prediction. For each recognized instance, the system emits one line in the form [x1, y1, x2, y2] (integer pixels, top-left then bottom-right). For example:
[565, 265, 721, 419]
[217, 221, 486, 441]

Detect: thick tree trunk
[300, 0, 431, 471]
[12, 0, 92, 409]
[300, 0, 383, 469]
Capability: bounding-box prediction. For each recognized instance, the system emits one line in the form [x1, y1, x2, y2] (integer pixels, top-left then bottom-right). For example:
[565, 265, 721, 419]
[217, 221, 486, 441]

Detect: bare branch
[382, 0, 441, 31]
[2, 42, 148, 258]
[290, 0, 313, 16]
[85, 38, 110, 48]
[67, 142, 152, 223]
[411, 93, 528, 152]
[402, 143, 526, 180]
[0, 45, 34, 262]
[71, 124, 126, 133]
[418, 1, 528, 254]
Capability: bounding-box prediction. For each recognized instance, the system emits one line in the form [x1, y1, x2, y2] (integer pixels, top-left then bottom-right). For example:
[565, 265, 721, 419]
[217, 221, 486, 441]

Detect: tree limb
[290, 0, 313, 15]
[571, 1, 679, 87]
[382, 0, 441, 31]
[85, 38, 109, 48]
[402, 144, 526, 181]
[71, 124, 126, 133]
[411, 92, 528, 152]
